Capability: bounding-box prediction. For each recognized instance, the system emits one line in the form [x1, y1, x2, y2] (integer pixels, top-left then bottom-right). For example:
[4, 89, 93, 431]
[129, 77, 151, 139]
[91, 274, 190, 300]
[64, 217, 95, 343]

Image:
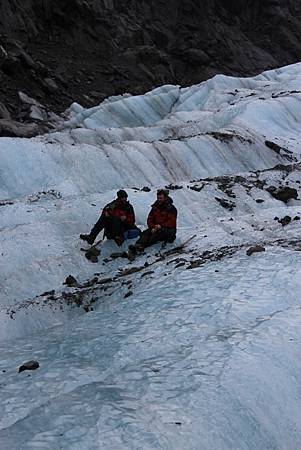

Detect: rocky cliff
[0, 0, 301, 128]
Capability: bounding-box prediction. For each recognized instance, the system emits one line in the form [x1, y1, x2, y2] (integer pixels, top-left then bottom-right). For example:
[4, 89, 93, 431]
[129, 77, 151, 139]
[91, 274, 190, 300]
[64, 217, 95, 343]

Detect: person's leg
[134, 229, 153, 248]
[143, 229, 167, 248]
[108, 217, 126, 246]
[127, 229, 151, 258]
[130, 229, 164, 252]
[161, 227, 176, 243]
[123, 222, 141, 235]
[80, 216, 105, 244]
[90, 216, 105, 241]
[138, 228, 176, 249]
[128, 228, 176, 259]
[124, 228, 141, 240]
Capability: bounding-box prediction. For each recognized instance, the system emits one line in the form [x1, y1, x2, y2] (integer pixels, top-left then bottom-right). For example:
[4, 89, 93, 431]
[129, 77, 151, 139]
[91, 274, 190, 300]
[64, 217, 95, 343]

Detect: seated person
[129, 189, 177, 255]
[80, 190, 140, 246]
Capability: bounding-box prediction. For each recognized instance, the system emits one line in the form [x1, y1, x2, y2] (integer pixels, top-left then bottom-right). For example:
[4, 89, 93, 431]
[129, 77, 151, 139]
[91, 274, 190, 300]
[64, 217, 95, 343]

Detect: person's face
[157, 193, 166, 204]
[119, 197, 127, 204]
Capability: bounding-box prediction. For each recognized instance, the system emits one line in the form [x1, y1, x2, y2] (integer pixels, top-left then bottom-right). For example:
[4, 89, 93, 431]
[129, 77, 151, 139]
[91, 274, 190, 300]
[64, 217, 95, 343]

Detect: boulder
[246, 245, 265, 256]
[29, 105, 48, 121]
[270, 186, 298, 203]
[18, 91, 44, 107]
[18, 360, 39, 373]
[64, 275, 79, 287]
[265, 140, 282, 154]
[278, 216, 292, 226]
[0, 119, 39, 137]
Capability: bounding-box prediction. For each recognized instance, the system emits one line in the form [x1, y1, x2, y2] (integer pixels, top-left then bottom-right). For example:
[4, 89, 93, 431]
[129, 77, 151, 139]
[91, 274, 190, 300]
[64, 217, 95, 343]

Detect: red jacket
[102, 199, 135, 226]
[147, 198, 177, 230]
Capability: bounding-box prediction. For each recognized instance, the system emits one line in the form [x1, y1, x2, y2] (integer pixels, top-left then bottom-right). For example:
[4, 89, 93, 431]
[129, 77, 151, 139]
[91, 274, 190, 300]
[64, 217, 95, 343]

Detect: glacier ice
[0, 63, 301, 449]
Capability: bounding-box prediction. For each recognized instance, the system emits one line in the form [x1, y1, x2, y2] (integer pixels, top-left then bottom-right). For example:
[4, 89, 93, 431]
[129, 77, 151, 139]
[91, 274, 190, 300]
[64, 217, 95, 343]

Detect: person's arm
[164, 207, 177, 229]
[125, 205, 135, 226]
[89, 203, 112, 238]
[100, 209, 109, 220]
[102, 201, 115, 218]
[147, 208, 155, 229]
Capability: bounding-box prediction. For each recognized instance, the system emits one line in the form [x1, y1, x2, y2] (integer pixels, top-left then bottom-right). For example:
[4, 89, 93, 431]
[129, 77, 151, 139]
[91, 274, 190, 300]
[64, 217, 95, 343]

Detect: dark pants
[90, 216, 135, 241]
[135, 227, 176, 249]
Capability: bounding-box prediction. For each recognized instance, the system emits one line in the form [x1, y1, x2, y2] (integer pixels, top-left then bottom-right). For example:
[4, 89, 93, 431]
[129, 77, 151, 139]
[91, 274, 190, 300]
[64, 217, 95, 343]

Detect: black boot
[80, 234, 95, 245]
[128, 244, 144, 260]
[127, 245, 137, 261]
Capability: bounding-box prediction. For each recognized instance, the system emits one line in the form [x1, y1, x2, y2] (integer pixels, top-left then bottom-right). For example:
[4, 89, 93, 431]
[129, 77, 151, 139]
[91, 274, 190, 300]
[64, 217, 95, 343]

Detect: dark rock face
[1, 1, 301, 120]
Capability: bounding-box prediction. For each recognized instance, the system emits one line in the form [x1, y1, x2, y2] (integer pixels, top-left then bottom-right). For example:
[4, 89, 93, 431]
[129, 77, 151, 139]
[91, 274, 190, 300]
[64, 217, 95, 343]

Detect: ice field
[0, 64, 301, 449]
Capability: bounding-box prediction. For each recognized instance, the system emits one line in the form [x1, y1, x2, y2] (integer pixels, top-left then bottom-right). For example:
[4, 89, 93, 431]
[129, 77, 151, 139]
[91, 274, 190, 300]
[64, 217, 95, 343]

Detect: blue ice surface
[0, 247, 301, 449]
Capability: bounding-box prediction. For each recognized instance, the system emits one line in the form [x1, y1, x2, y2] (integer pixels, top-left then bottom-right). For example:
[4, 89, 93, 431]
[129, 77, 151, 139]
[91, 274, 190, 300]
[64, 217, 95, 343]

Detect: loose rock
[18, 360, 40, 373]
[278, 216, 292, 226]
[64, 275, 79, 287]
[269, 186, 298, 203]
[215, 197, 236, 211]
[246, 245, 265, 256]
[124, 290, 133, 298]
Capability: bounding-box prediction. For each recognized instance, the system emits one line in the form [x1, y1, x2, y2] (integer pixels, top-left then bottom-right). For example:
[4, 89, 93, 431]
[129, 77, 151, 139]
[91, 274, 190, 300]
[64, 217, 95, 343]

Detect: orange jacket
[147, 197, 177, 230]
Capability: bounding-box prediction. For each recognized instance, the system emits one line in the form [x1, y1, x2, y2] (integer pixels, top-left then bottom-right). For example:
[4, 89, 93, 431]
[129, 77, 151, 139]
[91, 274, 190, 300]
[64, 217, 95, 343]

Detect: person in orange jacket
[80, 190, 140, 246]
[129, 189, 177, 255]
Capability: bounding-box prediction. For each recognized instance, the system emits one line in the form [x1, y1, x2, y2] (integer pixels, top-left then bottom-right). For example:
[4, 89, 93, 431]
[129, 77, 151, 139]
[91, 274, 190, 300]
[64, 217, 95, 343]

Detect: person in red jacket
[80, 190, 140, 246]
[129, 189, 177, 255]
